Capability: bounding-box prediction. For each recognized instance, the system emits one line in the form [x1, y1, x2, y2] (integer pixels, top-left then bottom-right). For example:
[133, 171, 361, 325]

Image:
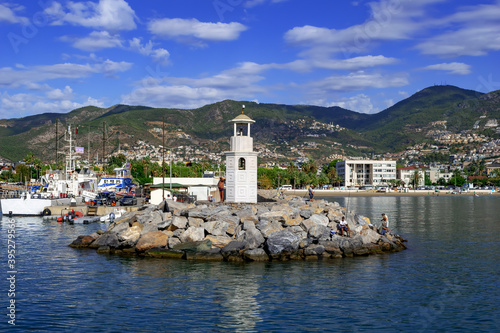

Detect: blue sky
[1, 0, 500, 119]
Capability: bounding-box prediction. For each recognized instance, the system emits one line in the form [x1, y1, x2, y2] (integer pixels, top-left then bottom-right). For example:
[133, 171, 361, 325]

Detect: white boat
[0, 193, 72, 216]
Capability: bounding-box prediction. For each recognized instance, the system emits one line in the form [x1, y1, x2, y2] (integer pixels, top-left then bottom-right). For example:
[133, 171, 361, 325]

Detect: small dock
[42, 204, 139, 223]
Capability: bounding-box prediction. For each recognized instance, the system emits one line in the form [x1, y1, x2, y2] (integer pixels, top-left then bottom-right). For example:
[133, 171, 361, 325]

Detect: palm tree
[411, 170, 421, 190]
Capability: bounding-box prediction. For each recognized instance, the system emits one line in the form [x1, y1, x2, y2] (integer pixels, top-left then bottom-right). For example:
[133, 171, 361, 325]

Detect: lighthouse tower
[225, 105, 258, 203]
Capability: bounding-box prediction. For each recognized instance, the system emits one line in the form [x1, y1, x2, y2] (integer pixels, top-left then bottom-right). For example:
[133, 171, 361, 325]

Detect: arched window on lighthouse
[238, 158, 246, 170]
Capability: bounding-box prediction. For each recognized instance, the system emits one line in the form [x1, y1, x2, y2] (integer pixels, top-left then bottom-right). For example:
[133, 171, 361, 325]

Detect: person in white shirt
[337, 216, 350, 237]
[379, 213, 389, 235]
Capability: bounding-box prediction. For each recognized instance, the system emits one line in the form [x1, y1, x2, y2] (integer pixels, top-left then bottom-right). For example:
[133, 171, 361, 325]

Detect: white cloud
[148, 18, 247, 43]
[129, 38, 170, 64]
[0, 3, 29, 24]
[0, 91, 105, 118]
[46, 86, 73, 100]
[307, 72, 409, 93]
[0, 60, 132, 88]
[284, 0, 448, 57]
[415, 2, 500, 56]
[62, 31, 123, 51]
[44, 0, 137, 31]
[122, 62, 269, 108]
[326, 94, 378, 114]
[420, 62, 472, 75]
[283, 55, 398, 72]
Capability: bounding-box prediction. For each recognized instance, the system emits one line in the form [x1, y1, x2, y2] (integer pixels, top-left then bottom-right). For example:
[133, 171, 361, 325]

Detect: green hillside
[0, 85, 498, 163]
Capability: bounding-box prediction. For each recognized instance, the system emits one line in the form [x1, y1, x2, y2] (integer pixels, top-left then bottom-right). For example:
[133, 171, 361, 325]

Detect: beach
[280, 189, 499, 197]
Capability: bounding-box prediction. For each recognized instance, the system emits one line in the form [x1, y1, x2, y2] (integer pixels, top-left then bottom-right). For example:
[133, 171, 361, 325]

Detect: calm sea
[1, 196, 499, 332]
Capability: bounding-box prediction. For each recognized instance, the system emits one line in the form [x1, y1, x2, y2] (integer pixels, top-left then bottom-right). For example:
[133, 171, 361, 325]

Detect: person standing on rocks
[379, 213, 389, 235]
[308, 185, 314, 201]
[218, 177, 225, 202]
[337, 216, 350, 237]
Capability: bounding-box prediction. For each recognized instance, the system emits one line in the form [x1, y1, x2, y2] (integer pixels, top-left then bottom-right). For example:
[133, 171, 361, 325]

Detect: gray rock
[91, 233, 120, 249]
[300, 209, 313, 219]
[308, 225, 331, 241]
[360, 228, 381, 244]
[107, 220, 131, 235]
[204, 221, 229, 236]
[155, 219, 172, 230]
[188, 208, 211, 220]
[187, 248, 223, 261]
[188, 217, 204, 228]
[304, 244, 325, 256]
[117, 224, 143, 243]
[173, 239, 212, 252]
[240, 226, 265, 250]
[221, 241, 246, 256]
[265, 230, 301, 255]
[243, 248, 269, 261]
[171, 216, 188, 230]
[259, 221, 284, 238]
[309, 214, 329, 226]
[168, 236, 181, 249]
[300, 219, 316, 232]
[180, 226, 205, 243]
[259, 210, 287, 223]
[141, 223, 159, 236]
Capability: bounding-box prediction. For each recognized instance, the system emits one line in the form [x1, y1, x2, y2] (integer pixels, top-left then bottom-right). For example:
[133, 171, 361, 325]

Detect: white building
[151, 177, 219, 205]
[225, 106, 258, 203]
[397, 167, 426, 187]
[336, 159, 397, 186]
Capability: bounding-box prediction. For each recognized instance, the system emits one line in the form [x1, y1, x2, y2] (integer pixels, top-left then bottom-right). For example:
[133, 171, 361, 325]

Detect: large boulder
[204, 221, 229, 236]
[180, 226, 205, 243]
[239, 225, 265, 250]
[359, 228, 381, 245]
[188, 217, 204, 228]
[243, 248, 269, 262]
[69, 235, 95, 248]
[265, 230, 301, 255]
[221, 241, 246, 259]
[90, 233, 120, 249]
[173, 239, 212, 252]
[309, 214, 329, 226]
[204, 235, 233, 248]
[117, 224, 143, 245]
[258, 221, 284, 238]
[170, 216, 188, 230]
[136, 231, 168, 252]
[308, 225, 331, 241]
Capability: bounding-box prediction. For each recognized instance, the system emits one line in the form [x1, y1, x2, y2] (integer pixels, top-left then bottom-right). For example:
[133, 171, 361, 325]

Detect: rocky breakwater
[69, 196, 407, 261]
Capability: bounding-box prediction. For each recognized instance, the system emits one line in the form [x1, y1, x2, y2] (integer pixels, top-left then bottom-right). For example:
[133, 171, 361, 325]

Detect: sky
[1, 0, 500, 119]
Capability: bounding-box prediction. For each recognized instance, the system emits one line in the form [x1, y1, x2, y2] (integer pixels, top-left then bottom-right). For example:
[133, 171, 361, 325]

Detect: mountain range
[0, 85, 499, 163]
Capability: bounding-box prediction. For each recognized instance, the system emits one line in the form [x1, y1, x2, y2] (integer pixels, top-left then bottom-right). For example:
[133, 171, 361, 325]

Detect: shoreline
[281, 189, 499, 197]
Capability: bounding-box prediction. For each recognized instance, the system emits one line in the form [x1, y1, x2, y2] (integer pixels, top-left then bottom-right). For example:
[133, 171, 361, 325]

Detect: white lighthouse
[225, 105, 258, 203]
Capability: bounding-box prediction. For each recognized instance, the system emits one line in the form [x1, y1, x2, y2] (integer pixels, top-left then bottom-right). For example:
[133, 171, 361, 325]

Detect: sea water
[0, 196, 498, 332]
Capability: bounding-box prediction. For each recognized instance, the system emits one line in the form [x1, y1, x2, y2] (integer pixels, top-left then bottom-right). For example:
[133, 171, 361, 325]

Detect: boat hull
[0, 197, 72, 216]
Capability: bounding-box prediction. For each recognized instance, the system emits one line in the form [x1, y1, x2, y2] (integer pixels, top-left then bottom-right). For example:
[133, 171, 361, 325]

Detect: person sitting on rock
[337, 216, 350, 237]
[379, 213, 389, 235]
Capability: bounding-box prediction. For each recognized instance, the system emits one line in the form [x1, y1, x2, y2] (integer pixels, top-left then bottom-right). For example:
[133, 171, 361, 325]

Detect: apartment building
[336, 159, 397, 186]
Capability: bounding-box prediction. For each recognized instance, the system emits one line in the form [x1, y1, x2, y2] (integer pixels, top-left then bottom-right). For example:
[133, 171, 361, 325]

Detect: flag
[75, 147, 84, 154]
[76, 125, 79, 134]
